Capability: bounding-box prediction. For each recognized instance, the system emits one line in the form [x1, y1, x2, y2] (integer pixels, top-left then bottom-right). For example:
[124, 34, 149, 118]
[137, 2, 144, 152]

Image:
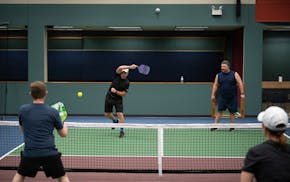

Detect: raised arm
[116, 64, 138, 74]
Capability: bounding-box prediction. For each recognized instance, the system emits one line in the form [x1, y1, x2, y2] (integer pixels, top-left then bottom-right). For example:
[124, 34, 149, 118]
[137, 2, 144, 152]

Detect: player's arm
[110, 87, 127, 97]
[235, 72, 245, 98]
[57, 123, 68, 137]
[116, 64, 138, 74]
[240, 171, 254, 182]
[115, 90, 127, 97]
[211, 74, 218, 100]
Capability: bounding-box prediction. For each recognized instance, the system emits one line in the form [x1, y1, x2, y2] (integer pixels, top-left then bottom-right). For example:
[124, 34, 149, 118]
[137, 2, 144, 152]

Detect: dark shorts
[17, 152, 65, 179]
[105, 94, 123, 113]
[218, 95, 238, 113]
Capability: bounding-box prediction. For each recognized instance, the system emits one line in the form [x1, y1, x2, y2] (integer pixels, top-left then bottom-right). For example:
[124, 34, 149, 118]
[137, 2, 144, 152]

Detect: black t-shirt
[242, 140, 290, 182]
[107, 73, 129, 100]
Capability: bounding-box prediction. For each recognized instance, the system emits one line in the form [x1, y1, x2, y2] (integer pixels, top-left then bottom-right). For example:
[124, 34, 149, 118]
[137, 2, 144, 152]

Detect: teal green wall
[263, 31, 290, 81]
[0, 4, 264, 116]
[49, 37, 226, 51]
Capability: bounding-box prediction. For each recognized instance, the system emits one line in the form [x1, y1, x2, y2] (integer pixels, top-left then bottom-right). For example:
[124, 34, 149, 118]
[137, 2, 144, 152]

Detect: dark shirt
[218, 70, 237, 98]
[242, 140, 290, 182]
[19, 103, 63, 157]
[107, 73, 129, 100]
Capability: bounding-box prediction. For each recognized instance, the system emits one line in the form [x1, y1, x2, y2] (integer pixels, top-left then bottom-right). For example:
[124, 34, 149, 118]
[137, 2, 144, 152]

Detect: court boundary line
[7, 154, 245, 159]
[0, 143, 24, 161]
[284, 133, 290, 140]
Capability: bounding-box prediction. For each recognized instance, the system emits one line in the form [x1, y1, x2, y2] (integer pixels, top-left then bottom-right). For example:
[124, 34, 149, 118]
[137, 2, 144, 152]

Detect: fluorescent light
[0, 25, 8, 29]
[270, 29, 290, 31]
[264, 26, 290, 31]
[108, 26, 143, 31]
[53, 26, 74, 29]
[51, 26, 82, 31]
[281, 26, 290, 29]
[175, 26, 208, 31]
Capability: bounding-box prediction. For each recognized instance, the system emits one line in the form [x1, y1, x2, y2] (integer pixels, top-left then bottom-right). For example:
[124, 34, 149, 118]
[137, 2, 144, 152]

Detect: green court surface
[11, 128, 265, 158]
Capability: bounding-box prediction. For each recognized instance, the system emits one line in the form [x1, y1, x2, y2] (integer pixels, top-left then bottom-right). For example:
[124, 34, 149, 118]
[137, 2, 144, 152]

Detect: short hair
[30, 81, 47, 99]
[221, 60, 231, 68]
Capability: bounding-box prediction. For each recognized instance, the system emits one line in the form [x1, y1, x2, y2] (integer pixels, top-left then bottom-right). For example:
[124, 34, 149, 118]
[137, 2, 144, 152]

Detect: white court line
[19, 154, 243, 159]
[284, 133, 290, 140]
[0, 143, 24, 161]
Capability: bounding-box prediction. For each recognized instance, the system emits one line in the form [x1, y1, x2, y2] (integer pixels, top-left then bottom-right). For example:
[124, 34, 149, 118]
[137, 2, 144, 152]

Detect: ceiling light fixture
[174, 26, 208, 31]
[108, 26, 143, 31]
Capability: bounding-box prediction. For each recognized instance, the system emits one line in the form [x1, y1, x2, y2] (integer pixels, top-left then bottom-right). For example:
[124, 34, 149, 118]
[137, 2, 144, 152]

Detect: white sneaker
[234, 112, 241, 118]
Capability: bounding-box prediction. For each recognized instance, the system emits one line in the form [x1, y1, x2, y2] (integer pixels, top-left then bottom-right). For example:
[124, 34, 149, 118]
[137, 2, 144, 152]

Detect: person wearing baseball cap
[241, 106, 290, 182]
[104, 64, 137, 138]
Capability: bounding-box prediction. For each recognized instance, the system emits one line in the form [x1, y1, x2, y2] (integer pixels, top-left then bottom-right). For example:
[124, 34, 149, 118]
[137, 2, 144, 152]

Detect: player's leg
[228, 96, 238, 122]
[210, 111, 223, 131]
[211, 97, 226, 131]
[104, 96, 118, 126]
[229, 113, 235, 123]
[115, 101, 125, 137]
[42, 153, 69, 182]
[12, 173, 25, 182]
[116, 112, 125, 137]
[228, 96, 238, 131]
[14, 152, 40, 181]
[216, 97, 227, 123]
[214, 111, 223, 124]
[57, 175, 70, 182]
[104, 112, 114, 120]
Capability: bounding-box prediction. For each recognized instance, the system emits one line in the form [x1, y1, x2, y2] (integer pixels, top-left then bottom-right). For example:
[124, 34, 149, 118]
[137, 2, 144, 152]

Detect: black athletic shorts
[218, 95, 238, 113]
[105, 94, 123, 113]
[17, 152, 65, 179]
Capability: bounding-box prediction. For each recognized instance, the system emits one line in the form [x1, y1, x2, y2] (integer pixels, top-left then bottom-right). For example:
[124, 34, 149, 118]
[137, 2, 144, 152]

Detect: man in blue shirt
[211, 60, 245, 131]
[12, 81, 69, 182]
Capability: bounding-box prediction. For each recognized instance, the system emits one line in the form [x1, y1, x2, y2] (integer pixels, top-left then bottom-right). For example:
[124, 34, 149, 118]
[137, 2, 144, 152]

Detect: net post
[157, 127, 163, 176]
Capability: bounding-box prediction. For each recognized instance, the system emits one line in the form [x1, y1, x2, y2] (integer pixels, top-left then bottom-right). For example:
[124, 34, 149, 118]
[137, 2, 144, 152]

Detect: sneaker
[234, 112, 241, 118]
[229, 128, 235, 132]
[113, 119, 119, 123]
[119, 131, 125, 138]
[210, 128, 217, 131]
[112, 119, 119, 130]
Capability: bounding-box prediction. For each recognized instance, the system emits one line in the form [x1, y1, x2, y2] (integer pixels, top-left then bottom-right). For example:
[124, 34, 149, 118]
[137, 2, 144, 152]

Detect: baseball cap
[257, 106, 288, 131]
[122, 69, 129, 73]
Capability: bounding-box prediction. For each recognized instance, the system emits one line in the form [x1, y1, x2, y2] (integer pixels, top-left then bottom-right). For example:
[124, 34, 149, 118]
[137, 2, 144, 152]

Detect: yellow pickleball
[77, 91, 83, 98]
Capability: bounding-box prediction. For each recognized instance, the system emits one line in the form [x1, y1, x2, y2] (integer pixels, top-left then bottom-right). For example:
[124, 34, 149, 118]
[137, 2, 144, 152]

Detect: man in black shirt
[211, 60, 244, 131]
[104, 64, 137, 137]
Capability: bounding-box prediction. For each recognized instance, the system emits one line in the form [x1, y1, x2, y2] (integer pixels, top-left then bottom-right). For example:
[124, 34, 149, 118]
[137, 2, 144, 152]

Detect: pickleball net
[1, 121, 289, 176]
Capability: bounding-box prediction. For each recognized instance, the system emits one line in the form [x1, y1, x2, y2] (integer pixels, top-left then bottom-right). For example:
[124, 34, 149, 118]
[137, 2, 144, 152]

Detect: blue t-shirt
[218, 70, 237, 99]
[19, 103, 63, 157]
